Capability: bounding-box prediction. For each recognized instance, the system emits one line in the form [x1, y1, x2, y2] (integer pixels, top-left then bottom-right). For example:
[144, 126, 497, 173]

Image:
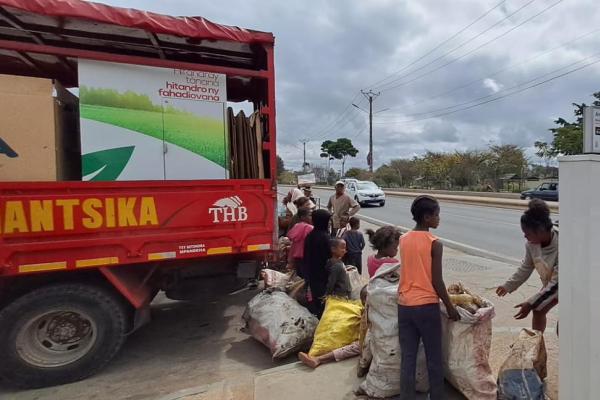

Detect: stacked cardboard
[0, 74, 80, 181]
[228, 108, 265, 179]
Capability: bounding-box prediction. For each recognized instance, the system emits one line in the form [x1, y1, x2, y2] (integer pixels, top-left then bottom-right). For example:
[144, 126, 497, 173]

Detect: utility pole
[361, 90, 381, 173]
[299, 139, 309, 172]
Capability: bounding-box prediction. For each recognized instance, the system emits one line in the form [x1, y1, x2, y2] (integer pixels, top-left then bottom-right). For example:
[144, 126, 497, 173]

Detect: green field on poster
[80, 104, 226, 168]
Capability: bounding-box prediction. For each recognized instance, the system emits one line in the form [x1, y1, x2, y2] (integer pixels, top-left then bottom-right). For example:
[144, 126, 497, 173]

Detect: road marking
[358, 214, 521, 266]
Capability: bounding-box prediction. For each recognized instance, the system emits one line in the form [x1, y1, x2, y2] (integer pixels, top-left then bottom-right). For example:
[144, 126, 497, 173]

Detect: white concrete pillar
[559, 154, 600, 399]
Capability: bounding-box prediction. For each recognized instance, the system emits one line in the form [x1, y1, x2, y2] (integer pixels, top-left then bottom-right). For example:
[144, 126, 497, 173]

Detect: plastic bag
[308, 297, 363, 357]
[358, 263, 429, 398]
[285, 277, 309, 307]
[243, 290, 318, 359]
[346, 266, 368, 300]
[260, 268, 291, 289]
[440, 293, 497, 400]
[497, 328, 547, 400]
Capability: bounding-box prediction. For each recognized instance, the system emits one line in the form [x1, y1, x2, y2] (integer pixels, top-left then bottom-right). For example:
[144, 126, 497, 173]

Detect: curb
[281, 185, 559, 212]
[358, 214, 521, 267]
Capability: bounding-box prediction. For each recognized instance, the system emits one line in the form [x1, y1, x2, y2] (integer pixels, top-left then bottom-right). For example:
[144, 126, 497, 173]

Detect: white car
[346, 180, 386, 207]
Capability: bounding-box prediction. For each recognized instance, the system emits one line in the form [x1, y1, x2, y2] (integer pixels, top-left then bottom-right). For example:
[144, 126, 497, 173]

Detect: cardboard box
[0, 74, 80, 181]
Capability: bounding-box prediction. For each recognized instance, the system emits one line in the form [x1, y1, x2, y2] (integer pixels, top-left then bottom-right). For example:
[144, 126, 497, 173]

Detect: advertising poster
[78, 60, 228, 181]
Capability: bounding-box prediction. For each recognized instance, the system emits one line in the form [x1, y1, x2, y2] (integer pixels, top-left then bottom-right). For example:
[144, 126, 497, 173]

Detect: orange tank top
[398, 231, 439, 306]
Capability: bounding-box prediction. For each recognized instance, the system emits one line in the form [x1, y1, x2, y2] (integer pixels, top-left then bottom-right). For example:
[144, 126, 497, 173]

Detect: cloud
[483, 78, 503, 93]
[421, 121, 460, 143]
[97, 0, 600, 171]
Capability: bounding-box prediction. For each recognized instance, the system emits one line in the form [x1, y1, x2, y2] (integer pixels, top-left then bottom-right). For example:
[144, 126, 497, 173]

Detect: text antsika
[0, 196, 159, 234]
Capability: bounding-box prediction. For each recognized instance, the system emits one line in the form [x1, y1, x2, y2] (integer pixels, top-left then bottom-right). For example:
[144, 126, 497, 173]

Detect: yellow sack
[308, 297, 363, 357]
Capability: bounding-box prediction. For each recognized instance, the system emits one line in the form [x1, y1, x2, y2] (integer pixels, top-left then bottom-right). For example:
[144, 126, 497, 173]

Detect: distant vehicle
[339, 178, 358, 186]
[521, 182, 559, 202]
[345, 180, 386, 207]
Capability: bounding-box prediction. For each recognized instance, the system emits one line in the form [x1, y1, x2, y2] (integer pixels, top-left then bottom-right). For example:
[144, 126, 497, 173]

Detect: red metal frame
[0, 5, 278, 280]
[0, 39, 270, 79]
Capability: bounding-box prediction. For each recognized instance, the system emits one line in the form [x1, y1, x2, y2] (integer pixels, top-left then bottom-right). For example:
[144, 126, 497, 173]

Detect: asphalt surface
[310, 187, 558, 264]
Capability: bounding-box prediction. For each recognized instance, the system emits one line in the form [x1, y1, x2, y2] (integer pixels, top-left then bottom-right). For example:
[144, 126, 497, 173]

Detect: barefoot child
[365, 225, 401, 277]
[398, 196, 460, 400]
[298, 286, 368, 368]
[342, 217, 366, 273]
[496, 199, 558, 332]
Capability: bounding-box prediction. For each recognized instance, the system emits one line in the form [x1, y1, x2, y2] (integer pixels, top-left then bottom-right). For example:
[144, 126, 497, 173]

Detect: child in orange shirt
[397, 196, 460, 400]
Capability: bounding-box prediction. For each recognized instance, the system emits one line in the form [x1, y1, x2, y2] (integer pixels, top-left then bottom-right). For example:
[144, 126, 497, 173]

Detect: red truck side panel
[0, 180, 275, 277]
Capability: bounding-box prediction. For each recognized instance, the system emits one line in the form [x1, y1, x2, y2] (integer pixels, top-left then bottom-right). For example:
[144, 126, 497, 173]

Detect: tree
[278, 170, 296, 184]
[320, 140, 335, 170]
[448, 150, 487, 190]
[320, 138, 359, 176]
[483, 144, 528, 190]
[276, 155, 285, 177]
[374, 165, 402, 187]
[345, 167, 371, 180]
[535, 91, 600, 157]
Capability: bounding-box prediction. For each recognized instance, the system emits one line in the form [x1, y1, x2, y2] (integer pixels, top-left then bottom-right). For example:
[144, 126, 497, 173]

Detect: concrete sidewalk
[252, 222, 558, 400]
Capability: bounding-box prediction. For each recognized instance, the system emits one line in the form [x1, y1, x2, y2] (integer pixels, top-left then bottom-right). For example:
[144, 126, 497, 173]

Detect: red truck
[0, 0, 277, 388]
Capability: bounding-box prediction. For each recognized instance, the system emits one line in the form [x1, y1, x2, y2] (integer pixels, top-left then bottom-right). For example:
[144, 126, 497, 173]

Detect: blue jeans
[398, 303, 444, 400]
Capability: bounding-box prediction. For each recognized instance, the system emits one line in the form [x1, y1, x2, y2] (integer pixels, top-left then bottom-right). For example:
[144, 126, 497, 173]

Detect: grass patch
[81, 104, 227, 168]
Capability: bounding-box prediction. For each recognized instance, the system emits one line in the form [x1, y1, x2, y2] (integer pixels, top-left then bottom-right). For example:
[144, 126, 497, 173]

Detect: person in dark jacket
[342, 217, 365, 274]
[303, 209, 332, 318]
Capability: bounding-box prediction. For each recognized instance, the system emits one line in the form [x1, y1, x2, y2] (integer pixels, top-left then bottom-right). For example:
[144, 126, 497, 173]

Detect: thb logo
[209, 196, 248, 223]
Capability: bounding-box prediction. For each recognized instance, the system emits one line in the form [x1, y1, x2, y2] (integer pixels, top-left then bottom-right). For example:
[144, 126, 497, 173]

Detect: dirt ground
[0, 287, 292, 400]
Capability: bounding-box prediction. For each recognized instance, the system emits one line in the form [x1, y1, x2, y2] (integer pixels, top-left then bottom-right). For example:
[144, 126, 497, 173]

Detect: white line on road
[358, 214, 521, 266]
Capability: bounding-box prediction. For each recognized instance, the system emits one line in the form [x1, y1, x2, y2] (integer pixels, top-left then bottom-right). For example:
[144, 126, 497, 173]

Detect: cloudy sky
[100, 0, 600, 171]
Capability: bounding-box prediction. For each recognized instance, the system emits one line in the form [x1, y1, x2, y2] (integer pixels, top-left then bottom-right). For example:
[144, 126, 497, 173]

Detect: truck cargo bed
[0, 179, 275, 277]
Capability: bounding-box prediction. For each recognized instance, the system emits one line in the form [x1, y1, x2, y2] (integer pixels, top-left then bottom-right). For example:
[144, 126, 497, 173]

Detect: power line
[300, 92, 363, 142]
[377, 0, 565, 94]
[376, 51, 600, 122]
[376, 26, 600, 116]
[371, 0, 539, 92]
[365, 0, 509, 90]
[294, 0, 511, 143]
[373, 56, 600, 125]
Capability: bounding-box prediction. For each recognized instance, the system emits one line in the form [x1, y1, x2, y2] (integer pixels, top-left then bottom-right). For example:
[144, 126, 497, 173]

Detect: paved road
[310, 187, 558, 264]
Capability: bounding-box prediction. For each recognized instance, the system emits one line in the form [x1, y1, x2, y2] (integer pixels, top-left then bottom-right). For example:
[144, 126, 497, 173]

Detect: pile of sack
[243, 267, 367, 359]
[245, 264, 505, 400]
[358, 262, 498, 400]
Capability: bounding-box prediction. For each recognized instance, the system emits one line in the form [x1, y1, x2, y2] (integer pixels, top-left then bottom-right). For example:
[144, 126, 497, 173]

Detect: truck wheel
[0, 283, 128, 388]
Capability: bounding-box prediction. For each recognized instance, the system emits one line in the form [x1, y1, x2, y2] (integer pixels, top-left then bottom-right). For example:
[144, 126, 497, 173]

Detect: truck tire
[0, 283, 128, 388]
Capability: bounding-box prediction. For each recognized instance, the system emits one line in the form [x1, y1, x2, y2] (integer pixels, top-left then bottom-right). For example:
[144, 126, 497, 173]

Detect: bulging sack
[497, 328, 547, 400]
[243, 290, 318, 359]
[440, 294, 497, 400]
[358, 263, 429, 398]
[346, 266, 368, 301]
[260, 268, 291, 289]
[308, 297, 363, 357]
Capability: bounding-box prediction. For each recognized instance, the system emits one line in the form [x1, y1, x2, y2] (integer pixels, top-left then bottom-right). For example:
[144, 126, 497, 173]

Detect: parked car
[520, 182, 559, 201]
[345, 180, 386, 207]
